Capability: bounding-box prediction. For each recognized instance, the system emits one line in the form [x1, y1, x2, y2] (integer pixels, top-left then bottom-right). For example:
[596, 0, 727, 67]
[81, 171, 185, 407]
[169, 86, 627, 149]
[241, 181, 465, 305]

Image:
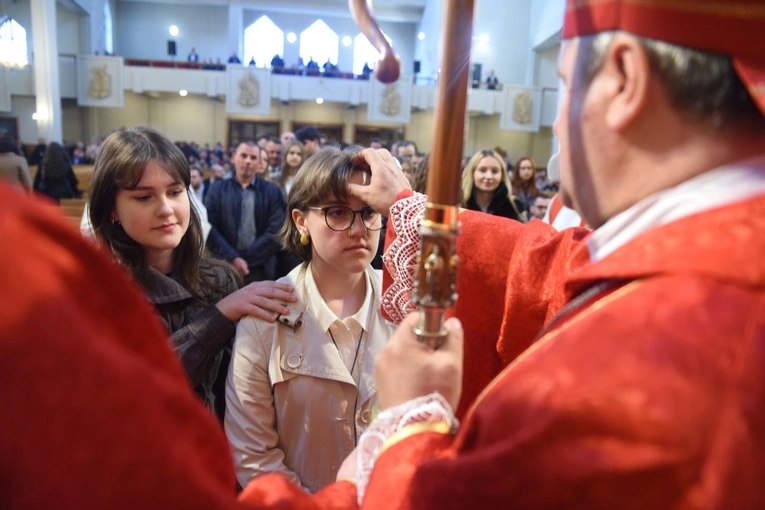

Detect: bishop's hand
[375, 312, 463, 410]
[349, 148, 412, 215]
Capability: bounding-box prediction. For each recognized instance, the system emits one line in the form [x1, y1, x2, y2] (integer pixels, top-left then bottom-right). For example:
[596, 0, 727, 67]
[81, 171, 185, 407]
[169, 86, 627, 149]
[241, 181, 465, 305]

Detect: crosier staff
[350, 0, 474, 348]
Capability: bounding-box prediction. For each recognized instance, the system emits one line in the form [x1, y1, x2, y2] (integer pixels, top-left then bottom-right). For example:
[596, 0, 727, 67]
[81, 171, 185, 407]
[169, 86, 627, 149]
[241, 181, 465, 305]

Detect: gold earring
[300, 232, 310, 246]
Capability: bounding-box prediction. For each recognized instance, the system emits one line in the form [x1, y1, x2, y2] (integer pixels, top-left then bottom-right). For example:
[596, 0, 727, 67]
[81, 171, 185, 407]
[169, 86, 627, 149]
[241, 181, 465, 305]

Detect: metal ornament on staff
[349, 0, 474, 349]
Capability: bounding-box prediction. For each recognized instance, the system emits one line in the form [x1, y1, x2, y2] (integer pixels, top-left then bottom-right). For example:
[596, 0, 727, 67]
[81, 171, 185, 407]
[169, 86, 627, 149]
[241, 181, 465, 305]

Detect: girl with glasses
[225, 147, 396, 493]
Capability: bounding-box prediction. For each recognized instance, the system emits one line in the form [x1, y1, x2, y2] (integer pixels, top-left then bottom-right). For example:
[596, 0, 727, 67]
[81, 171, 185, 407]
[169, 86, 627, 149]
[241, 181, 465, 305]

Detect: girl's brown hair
[278, 146, 361, 262]
[89, 127, 206, 293]
[511, 156, 540, 196]
[279, 141, 304, 190]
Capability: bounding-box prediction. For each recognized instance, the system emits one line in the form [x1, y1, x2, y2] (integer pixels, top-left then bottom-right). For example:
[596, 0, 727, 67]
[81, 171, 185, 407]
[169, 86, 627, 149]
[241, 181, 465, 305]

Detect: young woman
[0, 135, 32, 192]
[511, 156, 540, 213]
[33, 142, 82, 202]
[225, 147, 396, 493]
[461, 149, 524, 222]
[273, 141, 304, 201]
[89, 127, 295, 415]
[254, 145, 270, 180]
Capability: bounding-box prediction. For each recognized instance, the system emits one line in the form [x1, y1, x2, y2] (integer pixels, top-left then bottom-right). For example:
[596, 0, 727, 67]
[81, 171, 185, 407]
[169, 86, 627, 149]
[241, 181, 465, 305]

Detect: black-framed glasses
[308, 206, 383, 232]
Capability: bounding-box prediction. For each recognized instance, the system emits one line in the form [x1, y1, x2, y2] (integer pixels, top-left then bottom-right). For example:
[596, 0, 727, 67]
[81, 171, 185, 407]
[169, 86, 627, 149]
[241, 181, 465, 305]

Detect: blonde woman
[225, 147, 395, 493]
[461, 149, 524, 222]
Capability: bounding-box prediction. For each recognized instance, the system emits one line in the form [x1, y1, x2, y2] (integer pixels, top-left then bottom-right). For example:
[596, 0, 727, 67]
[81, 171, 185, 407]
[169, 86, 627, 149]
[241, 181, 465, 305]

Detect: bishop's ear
[603, 34, 651, 132]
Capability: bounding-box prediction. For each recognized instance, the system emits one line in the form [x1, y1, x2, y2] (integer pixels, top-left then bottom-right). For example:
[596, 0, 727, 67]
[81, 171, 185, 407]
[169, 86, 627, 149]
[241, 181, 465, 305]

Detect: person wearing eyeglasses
[224, 147, 396, 494]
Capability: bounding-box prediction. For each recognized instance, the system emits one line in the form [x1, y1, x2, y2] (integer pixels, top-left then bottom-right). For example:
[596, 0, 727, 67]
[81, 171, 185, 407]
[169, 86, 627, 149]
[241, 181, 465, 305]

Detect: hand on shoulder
[216, 279, 297, 323]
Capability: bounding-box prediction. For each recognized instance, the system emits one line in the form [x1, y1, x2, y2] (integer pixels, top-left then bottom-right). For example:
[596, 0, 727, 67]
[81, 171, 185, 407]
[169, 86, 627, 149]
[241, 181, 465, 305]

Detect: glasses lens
[361, 208, 382, 230]
[324, 206, 354, 231]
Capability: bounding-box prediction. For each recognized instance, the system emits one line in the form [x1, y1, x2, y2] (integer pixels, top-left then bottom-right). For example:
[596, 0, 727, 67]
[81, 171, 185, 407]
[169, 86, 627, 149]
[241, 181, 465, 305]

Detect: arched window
[244, 15, 284, 68]
[352, 32, 391, 75]
[0, 17, 28, 69]
[299, 20, 338, 68]
[103, 2, 113, 55]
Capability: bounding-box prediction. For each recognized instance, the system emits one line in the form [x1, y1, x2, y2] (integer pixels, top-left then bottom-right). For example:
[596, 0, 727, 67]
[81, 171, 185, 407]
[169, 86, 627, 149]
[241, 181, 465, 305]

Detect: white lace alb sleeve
[355, 392, 458, 503]
[381, 192, 427, 324]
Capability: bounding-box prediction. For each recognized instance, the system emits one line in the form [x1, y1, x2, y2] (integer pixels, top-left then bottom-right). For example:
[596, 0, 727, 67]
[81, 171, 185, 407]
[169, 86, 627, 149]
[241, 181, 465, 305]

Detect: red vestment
[361, 193, 765, 508]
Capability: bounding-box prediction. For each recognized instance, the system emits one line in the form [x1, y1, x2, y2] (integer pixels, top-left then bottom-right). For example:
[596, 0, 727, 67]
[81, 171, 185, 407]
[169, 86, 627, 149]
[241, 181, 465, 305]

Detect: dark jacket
[141, 259, 238, 411]
[465, 182, 524, 222]
[204, 176, 286, 280]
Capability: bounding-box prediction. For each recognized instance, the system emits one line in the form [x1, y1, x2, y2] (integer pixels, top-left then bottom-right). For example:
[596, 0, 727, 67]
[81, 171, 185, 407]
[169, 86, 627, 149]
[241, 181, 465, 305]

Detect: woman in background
[461, 149, 524, 222]
[33, 142, 81, 202]
[226, 147, 395, 493]
[511, 156, 540, 213]
[0, 135, 32, 192]
[89, 127, 295, 416]
[273, 141, 304, 201]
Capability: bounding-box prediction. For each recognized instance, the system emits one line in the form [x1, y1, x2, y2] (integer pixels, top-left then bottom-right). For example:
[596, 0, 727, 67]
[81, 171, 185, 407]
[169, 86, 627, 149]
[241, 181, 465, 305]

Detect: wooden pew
[60, 198, 87, 231]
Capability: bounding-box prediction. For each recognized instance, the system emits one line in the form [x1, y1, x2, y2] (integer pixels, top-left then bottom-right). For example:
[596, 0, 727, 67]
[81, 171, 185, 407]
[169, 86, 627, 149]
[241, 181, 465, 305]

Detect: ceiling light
[32, 112, 38, 120]
[169, 25, 179, 37]
[287, 32, 297, 44]
[179, 89, 188, 97]
[316, 97, 324, 104]
[342, 36, 352, 47]
[418, 32, 425, 40]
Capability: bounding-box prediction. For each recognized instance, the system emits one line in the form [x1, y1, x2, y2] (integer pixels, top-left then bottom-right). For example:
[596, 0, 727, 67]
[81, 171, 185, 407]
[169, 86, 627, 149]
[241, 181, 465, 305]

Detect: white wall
[57, 6, 82, 56]
[414, 0, 443, 81]
[472, 0, 532, 85]
[529, 0, 565, 49]
[240, 10, 417, 76]
[115, 2, 229, 61]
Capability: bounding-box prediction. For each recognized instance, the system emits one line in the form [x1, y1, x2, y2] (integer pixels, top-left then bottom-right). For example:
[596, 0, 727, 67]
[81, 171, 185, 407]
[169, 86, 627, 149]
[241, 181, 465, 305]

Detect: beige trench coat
[225, 264, 395, 493]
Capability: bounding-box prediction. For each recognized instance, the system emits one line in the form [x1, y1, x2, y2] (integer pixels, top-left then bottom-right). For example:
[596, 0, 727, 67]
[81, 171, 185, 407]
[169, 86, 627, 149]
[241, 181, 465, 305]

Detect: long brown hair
[511, 156, 540, 196]
[279, 141, 304, 190]
[40, 142, 71, 179]
[89, 127, 206, 293]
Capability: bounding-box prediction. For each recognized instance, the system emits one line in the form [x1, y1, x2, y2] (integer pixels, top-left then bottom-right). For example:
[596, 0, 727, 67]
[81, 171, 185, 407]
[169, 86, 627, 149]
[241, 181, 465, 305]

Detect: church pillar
[30, 0, 63, 143]
[228, 4, 244, 62]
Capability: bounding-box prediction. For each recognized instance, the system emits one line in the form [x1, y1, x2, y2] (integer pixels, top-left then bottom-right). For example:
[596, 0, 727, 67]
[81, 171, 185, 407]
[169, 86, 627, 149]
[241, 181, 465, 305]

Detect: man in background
[281, 131, 295, 147]
[265, 137, 282, 172]
[205, 142, 285, 283]
[396, 140, 418, 159]
[528, 194, 550, 221]
[295, 126, 322, 158]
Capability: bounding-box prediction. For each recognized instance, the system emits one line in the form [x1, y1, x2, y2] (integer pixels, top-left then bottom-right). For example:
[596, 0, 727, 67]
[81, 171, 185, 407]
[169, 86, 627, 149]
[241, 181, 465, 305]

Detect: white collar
[304, 262, 373, 333]
[588, 155, 765, 263]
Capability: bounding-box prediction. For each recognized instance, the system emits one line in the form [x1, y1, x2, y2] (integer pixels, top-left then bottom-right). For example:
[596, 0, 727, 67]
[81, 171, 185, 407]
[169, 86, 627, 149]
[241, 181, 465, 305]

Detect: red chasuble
[364, 194, 765, 509]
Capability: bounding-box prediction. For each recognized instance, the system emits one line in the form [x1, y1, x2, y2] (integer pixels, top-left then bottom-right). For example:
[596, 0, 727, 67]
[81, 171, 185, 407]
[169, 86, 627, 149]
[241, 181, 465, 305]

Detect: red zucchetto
[562, 0, 765, 115]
